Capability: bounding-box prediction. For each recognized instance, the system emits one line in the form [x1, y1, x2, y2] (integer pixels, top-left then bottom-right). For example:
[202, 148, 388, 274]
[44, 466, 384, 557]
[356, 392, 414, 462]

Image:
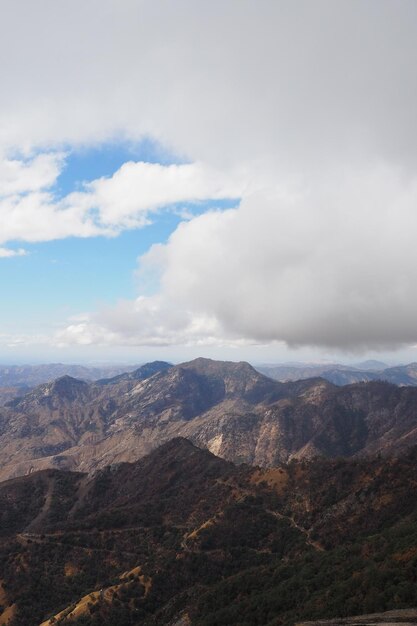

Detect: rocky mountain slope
[1, 439, 417, 625]
[3, 358, 417, 480]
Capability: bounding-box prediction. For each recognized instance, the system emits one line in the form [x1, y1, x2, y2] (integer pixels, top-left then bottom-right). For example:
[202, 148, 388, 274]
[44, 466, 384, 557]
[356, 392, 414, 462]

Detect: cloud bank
[2, 1, 417, 352]
[57, 164, 417, 351]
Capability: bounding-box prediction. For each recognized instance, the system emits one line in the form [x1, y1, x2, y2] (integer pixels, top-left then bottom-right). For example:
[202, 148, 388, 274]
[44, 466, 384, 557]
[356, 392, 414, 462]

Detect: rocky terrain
[1, 439, 417, 625]
[2, 358, 417, 480]
[296, 609, 417, 626]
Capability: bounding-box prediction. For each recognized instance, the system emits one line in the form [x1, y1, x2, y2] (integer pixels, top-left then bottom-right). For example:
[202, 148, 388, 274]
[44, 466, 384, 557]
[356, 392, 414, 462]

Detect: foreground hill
[1, 439, 417, 625]
[3, 358, 417, 479]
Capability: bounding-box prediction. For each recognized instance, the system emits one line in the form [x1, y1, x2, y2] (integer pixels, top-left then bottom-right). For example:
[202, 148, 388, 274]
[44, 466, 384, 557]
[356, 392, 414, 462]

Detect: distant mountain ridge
[2, 359, 417, 389]
[2, 358, 417, 481]
[257, 361, 417, 386]
[0, 362, 142, 388]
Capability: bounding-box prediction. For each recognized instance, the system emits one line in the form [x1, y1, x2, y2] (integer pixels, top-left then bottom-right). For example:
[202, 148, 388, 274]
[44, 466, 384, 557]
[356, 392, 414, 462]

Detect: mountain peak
[133, 436, 225, 472]
[7, 375, 90, 409]
[354, 359, 388, 371]
[51, 374, 87, 385]
[96, 360, 172, 385]
[41, 375, 88, 396]
[180, 357, 258, 375]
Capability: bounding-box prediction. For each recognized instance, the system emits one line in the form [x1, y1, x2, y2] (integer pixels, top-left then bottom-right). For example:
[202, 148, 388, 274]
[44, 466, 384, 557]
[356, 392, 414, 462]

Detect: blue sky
[54, 138, 184, 197]
[0, 140, 240, 357]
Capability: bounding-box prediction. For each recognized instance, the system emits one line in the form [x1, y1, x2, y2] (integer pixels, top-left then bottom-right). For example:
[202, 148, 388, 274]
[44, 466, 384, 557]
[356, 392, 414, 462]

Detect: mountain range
[3, 359, 417, 392]
[1, 358, 417, 624]
[2, 357, 417, 482]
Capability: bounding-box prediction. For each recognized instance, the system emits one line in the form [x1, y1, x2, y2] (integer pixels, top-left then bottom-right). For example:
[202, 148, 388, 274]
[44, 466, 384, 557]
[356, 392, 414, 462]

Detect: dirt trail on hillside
[267, 509, 325, 552]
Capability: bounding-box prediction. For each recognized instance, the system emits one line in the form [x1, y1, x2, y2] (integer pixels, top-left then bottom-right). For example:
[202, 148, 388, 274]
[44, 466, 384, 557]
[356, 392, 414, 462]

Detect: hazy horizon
[0, 353, 409, 369]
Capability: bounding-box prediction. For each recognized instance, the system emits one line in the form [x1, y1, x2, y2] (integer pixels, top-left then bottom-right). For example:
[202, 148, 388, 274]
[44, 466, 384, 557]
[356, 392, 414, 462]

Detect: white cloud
[57, 163, 417, 351]
[0, 153, 63, 197]
[65, 161, 244, 229]
[0, 247, 27, 258]
[0, 158, 244, 246]
[55, 296, 228, 348]
[0, 1, 416, 171]
[0, 151, 103, 246]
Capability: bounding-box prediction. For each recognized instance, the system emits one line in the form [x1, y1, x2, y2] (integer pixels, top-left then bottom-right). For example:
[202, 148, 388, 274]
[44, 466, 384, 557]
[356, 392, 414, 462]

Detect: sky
[1, 0, 417, 365]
